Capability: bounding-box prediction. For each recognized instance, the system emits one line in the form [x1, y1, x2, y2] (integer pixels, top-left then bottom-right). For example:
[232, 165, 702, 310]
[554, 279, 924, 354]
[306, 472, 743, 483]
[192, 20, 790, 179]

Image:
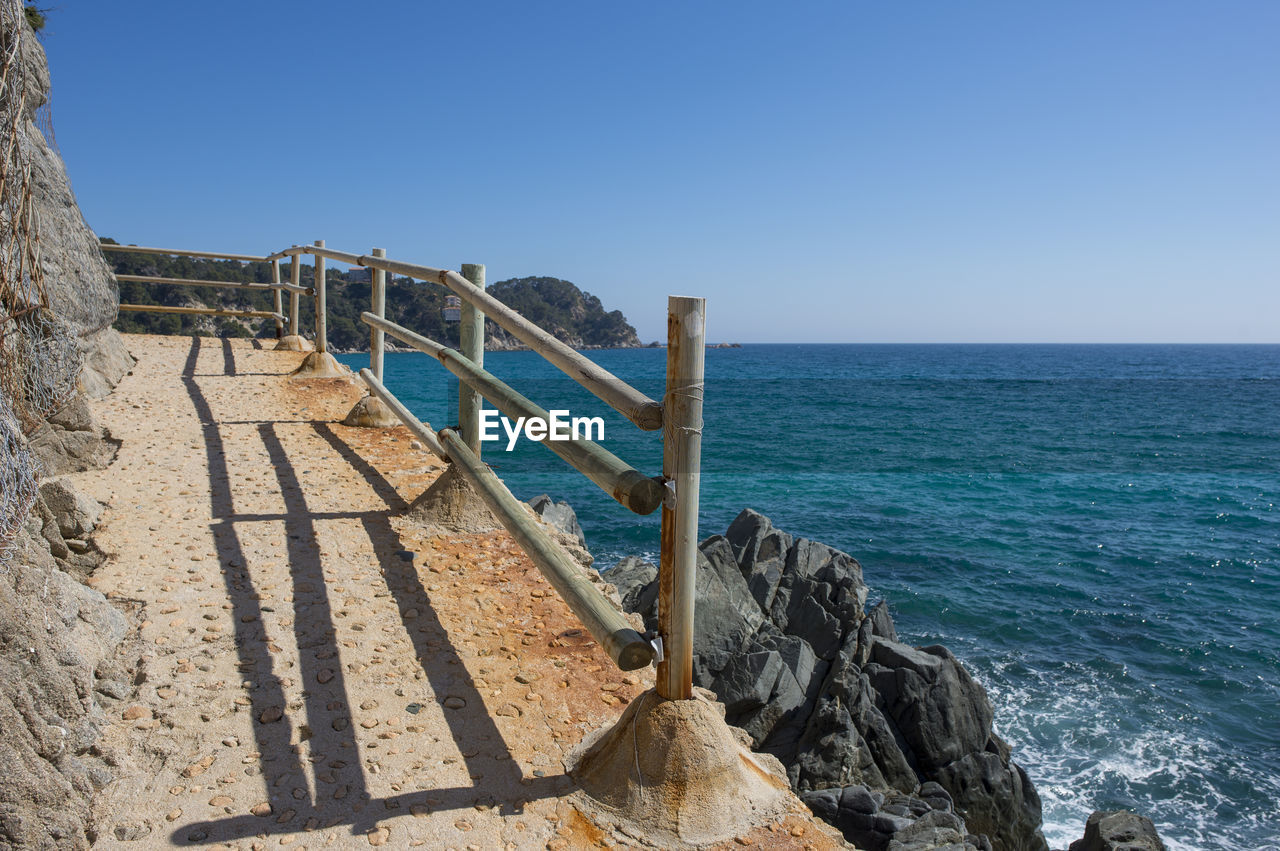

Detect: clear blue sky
[39, 2, 1279, 343]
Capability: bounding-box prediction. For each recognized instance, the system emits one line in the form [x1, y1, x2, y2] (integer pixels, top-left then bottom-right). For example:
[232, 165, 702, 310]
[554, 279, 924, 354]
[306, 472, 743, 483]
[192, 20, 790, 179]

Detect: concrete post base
[274, 335, 313, 352]
[567, 689, 791, 846]
[290, 351, 348, 379]
[403, 466, 499, 534]
[343, 394, 399, 428]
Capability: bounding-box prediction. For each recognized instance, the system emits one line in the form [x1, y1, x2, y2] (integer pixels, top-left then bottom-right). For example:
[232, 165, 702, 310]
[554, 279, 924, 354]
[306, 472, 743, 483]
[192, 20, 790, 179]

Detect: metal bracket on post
[647, 633, 665, 665]
[662, 478, 677, 509]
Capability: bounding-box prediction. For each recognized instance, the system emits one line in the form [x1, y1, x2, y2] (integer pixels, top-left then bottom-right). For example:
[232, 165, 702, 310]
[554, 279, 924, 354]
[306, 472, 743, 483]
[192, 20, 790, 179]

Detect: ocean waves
[341, 343, 1280, 850]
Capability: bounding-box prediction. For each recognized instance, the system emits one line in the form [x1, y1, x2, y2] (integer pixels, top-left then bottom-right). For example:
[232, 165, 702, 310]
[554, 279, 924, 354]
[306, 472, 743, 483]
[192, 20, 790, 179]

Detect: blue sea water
[339, 344, 1280, 851]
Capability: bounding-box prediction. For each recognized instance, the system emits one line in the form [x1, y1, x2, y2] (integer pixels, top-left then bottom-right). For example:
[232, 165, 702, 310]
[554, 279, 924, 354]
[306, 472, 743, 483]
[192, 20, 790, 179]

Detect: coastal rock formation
[529, 493, 587, 548]
[1, 13, 134, 848]
[1, 501, 128, 849]
[802, 782, 993, 851]
[17, 14, 132, 396]
[484, 276, 642, 351]
[612, 508, 1050, 851]
[25, 394, 120, 476]
[1068, 811, 1166, 851]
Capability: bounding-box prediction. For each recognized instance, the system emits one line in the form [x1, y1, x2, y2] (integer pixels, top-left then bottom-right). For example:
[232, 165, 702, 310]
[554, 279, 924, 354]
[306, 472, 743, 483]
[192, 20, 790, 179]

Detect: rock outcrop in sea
[610, 508, 1050, 851]
[1067, 811, 1166, 851]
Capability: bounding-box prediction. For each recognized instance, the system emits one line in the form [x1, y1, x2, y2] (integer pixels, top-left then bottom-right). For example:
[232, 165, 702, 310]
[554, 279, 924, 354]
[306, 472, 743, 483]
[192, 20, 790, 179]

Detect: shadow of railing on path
[314, 422, 549, 816]
[311, 422, 407, 511]
[178, 337, 305, 840]
[221, 337, 237, 377]
[171, 338, 560, 845]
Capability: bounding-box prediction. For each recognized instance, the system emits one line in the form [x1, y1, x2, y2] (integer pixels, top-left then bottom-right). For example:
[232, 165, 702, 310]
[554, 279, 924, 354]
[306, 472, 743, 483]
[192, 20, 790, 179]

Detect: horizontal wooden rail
[354, 254, 664, 431]
[357, 369, 449, 460]
[118, 304, 284, 320]
[437, 427, 654, 671]
[266, 245, 364, 266]
[100, 244, 266, 263]
[362, 313, 662, 515]
[116, 274, 312, 295]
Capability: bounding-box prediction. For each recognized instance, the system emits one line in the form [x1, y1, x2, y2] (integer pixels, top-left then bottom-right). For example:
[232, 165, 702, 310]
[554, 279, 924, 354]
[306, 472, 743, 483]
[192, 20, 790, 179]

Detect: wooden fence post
[270, 258, 284, 338]
[289, 251, 301, 336]
[459, 263, 485, 454]
[370, 247, 386, 381]
[657, 296, 706, 700]
[314, 239, 327, 354]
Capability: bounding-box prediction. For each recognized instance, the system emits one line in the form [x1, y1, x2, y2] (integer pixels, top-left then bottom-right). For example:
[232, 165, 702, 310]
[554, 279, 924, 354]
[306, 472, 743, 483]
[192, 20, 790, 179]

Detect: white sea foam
[970, 656, 1280, 851]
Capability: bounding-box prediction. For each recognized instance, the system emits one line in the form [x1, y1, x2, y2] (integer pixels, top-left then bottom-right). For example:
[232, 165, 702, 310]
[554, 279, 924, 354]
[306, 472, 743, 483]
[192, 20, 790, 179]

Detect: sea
[338, 343, 1280, 851]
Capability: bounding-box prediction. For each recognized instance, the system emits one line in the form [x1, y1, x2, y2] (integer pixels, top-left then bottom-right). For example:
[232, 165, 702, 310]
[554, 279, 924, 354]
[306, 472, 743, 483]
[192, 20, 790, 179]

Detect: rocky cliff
[13, 24, 130, 398]
[610, 508, 1170, 851]
[485, 276, 642, 350]
[611, 508, 1048, 851]
[2, 9, 136, 849]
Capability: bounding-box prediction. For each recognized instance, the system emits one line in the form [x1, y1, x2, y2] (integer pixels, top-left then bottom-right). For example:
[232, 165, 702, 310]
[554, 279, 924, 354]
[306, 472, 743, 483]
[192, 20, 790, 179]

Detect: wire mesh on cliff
[0, 391, 36, 566]
[0, 0, 82, 564]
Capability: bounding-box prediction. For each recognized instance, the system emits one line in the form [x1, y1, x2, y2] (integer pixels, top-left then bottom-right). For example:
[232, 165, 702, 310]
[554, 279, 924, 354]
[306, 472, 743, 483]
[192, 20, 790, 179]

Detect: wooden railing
[102, 243, 311, 338]
[104, 238, 707, 698]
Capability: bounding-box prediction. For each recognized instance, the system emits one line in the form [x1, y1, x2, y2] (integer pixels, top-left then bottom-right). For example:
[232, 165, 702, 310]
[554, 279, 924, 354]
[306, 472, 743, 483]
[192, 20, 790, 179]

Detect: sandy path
[73, 334, 841, 850]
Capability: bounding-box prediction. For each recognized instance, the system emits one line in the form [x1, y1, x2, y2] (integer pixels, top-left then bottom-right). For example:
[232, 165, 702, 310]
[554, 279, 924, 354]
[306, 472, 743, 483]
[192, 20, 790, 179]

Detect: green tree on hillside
[103, 241, 638, 350]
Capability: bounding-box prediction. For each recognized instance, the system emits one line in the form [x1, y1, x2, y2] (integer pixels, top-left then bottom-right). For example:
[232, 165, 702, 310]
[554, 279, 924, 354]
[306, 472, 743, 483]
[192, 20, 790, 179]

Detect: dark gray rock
[711, 649, 783, 715]
[968, 835, 995, 851]
[888, 807, 968, 846]
[840, 783, 885, 815]
[803, 783, 986, 851]
[747, 662, 807, 743]
[720, 641, 810, 747]
[773, 633, 819, 697]
[528, 494, 586, 548]
[700, 534, 764, 629]
[802, 785, 913, 851]
[756, 632, 829, 761]
[613, 511, 1063, 851]
[933, 750, 1048, 851]
[746, 528, 792, 612]
[1068, 811, 1166, 851]
[725, 507, 774, 568]
[865, 638, 994, 771]
[605, 556, 657, 617]
[768, 535, 865, 643]
[779, 582, 845, 659]
[793, 645, 918, 794]
[917, 781, 954, 813]
[868, 599, 898, 642]
[690, 545, 764, 685]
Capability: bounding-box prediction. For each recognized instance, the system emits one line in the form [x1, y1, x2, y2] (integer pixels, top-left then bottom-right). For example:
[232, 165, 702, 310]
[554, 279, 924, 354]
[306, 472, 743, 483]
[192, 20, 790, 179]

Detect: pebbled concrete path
[75, 334, 842, 850]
